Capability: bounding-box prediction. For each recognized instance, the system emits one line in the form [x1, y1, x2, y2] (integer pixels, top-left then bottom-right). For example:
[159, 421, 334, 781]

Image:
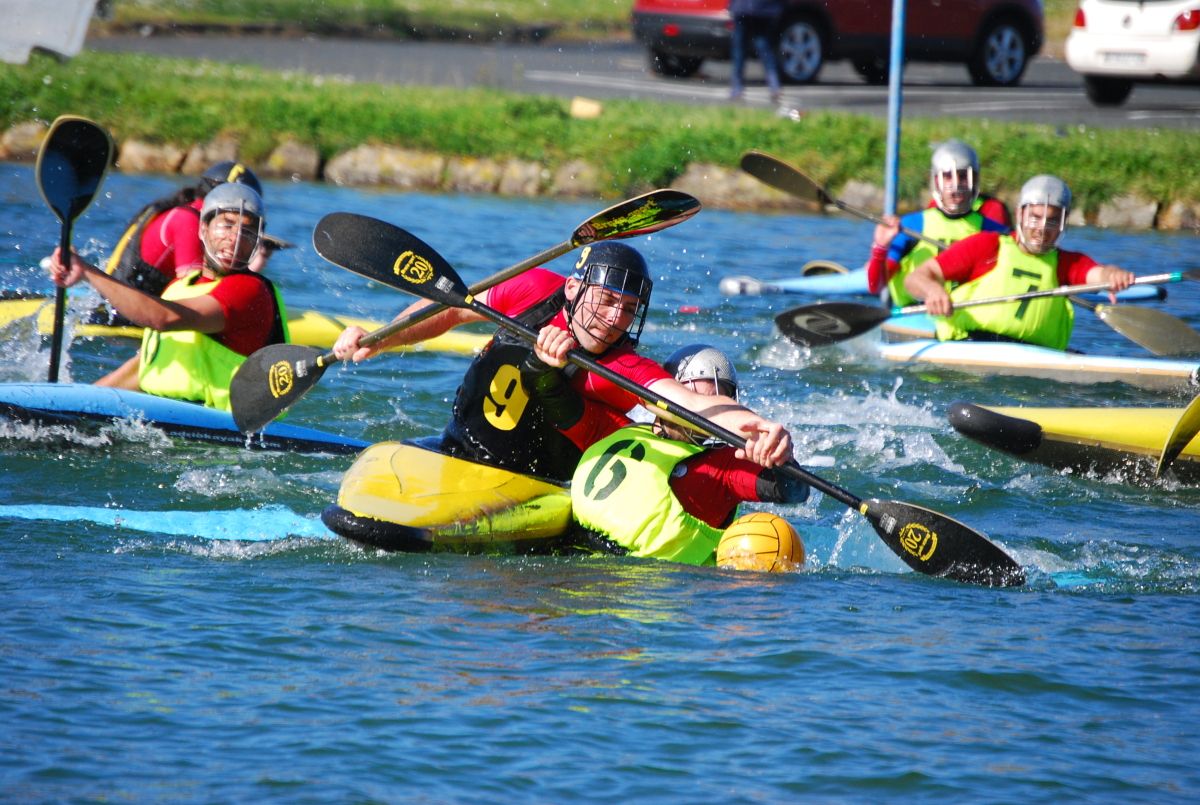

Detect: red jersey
[670, 446, 765, 528]
[183, 272, 278, 356]
[140, 198, 205, 280]
[933, 231, 1098, 285]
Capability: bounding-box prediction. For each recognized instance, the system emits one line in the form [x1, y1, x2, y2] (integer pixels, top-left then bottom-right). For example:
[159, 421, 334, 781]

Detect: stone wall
[3, 120, 1195, 232]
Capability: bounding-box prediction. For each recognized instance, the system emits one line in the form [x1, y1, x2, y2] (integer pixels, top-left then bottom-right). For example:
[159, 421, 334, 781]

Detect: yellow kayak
[949, 402, 1199, 485]
[0, 296, 489, 356]
[321, 439, 574, 552]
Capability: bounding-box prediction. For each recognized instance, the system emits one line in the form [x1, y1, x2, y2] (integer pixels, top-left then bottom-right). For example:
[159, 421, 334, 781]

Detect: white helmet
[200, 182, 265, 271]
[665, 344, 739, 399]
[1015, 174, 1071, 255]
[930, 139, 980, 217]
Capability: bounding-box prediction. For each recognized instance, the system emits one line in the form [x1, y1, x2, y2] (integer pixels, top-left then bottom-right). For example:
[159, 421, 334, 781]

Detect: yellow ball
[717, 513, 805, 573]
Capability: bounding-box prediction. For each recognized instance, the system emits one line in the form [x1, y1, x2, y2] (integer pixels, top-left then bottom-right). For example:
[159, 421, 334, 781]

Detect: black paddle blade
[230, 343, 327, 433]
[36, 116, 113, 224]
[313, 213, 470, 307]
[863, 499, 1026, 587]
[774, 302, 890, 347]
[739, 150, 828, 207]
[580, 189, 701, 243]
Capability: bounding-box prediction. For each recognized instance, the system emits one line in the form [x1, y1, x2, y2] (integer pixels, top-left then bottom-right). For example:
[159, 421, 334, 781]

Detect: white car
[1065, 0, 1200, 105]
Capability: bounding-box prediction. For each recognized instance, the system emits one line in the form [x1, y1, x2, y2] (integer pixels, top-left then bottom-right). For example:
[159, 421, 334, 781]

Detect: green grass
[3, 50, 1195, 213]
[103, 0, 633, 40]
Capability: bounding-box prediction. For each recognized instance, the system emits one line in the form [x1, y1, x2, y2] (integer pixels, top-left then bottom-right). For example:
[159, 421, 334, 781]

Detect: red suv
[631, 0, 1044, 86]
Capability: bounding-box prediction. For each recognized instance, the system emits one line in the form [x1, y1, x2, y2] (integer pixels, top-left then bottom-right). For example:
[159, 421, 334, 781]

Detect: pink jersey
[139, 198, 206, 280]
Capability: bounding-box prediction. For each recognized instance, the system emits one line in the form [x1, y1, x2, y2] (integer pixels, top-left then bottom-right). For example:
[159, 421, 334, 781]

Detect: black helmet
[201, 160, 263, 197]
[568, 242, 653, 348]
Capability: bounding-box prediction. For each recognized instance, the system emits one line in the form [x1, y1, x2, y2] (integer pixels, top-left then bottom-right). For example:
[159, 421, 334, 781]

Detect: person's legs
[729, 16, 747, 100]
[747, 17, 782, 102]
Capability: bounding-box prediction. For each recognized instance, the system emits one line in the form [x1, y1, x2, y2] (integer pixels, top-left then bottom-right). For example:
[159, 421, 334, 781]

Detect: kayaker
[903, 174, 1135, 350]
[103, 160, 266, 298]
[550, 343, 810, 565]
[331, 242, 794, 481]
[44, 182, 288, 412]
[867, 139, 1011, 306]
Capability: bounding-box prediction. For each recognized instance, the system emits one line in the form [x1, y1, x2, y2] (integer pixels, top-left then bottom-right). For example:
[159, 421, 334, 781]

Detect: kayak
[874, 336, 1199, 392]
[0, 382, 369, 454]
[0, 294, 489, 356]
[718, 270, 1166, 302]
[948, 401, 1199, 485]
[322, 438, 574, 553]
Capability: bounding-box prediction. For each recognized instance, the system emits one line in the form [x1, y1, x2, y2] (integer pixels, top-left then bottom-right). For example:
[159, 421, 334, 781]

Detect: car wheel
[647, 48, 703, 79]
[967, 18, 1029, 87]
[777, 18, 824, 84]
[852, 56, 889, 86]
[1083, 76, 1134, 106]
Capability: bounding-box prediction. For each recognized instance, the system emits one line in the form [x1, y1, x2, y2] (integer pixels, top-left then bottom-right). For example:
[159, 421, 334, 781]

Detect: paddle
[741, 149, 1200, 352]
[322, 215, 1025, 587]
[35, 115, 114, 382]
[229, 189, 701, 432]
[775, 270, 1200, 348]
[1155, 392, 1200, 478]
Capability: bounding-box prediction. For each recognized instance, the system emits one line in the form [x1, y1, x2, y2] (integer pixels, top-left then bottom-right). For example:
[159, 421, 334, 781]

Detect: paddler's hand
[533, 325, 577, 369]
[923, 284, 954, 317]
[333, 325, 373, 363]
[872, 216, 900, 251]
[737, 419, 793, 468]
[46, 247, 93, 288]
[1092, 264, 1135, 303]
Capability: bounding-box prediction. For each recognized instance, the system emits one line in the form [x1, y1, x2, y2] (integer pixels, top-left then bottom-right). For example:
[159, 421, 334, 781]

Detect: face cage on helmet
[201, 203, 263, 272]
[567, 264, 652, 349]
[1015, 201, 1067, 255]
[931, 166, 978, 216]
[679, 373, 738, 401]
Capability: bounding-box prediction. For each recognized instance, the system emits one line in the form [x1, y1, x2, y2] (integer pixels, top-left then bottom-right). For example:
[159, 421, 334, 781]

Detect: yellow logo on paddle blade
[268, 360, 294, 399]
[393, 250, 434, 285]
[898, 522, 937, 562]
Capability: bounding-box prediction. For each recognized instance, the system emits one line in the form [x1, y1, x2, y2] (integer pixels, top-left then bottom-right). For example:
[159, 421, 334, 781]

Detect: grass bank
[2, 50, 1196, 214]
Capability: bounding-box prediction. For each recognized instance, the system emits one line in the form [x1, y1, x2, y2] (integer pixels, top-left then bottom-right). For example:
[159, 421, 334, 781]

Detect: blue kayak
[720, 267, 1168, 302]
[0, 382, 369, 454]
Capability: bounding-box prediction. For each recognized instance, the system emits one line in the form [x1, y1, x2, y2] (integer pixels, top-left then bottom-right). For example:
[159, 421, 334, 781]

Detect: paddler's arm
[1084, 263, 1135, 302]
[903, 257, 954, 316]
[647, 378, 793, 469]
[332, 298, 487, 363]
[47, 247, 225, 333]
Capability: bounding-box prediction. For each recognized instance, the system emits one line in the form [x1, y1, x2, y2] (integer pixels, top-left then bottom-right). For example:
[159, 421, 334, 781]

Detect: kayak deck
[948, 401, 1199, 485]
[322, 438, 574, 552]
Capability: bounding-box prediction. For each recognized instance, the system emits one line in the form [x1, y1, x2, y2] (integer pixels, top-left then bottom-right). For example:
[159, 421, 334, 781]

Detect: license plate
[1102, 51, 1147, 66]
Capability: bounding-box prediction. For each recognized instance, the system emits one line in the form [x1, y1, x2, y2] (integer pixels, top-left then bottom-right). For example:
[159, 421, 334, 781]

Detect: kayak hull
[876, 338, 1199, 392]
[948, 401, 1200, 485]
[0, 382, 368, 454]
[0, 296, 487, 356]
[322, 439, 573, 553]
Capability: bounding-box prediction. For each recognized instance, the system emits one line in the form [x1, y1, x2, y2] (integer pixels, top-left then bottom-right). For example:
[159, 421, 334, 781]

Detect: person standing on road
[728, 0, 784, 105]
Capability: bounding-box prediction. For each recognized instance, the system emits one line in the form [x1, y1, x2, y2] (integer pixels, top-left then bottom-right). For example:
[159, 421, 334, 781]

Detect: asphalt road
[87, 34, 1199, 130]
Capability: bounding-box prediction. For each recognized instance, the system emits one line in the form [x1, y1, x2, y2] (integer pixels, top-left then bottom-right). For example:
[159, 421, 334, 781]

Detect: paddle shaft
[47, 226, 74, 382]
[892, 269, 1196, 317]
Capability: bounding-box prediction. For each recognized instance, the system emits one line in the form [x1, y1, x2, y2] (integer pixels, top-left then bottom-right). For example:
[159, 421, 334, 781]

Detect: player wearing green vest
[45, 183, 288, 412]
[566, 345, 809, 565]
[867, 139, 1011, 306]
[903, 175, 1134, 350]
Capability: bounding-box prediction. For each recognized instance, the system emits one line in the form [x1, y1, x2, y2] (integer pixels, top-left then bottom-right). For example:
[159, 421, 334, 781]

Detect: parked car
[630, 0, 1044, 86]
[1065, 0, 1200, 106]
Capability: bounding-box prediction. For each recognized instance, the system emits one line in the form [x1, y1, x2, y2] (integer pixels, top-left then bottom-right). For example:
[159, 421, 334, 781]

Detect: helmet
[201, 160, 263, 197]
[1015, 174, 1071, 254]
[200, 182, 265, 271]
[567, 242, 653, 348]
[929, 139, 980, 216]
[665, 343, 739, 399]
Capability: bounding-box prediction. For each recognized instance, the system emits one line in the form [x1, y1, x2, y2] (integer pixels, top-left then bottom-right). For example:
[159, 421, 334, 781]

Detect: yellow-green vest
[888, 204, 985, 306]
[138, 271, 289, 411]
[934, 234, 1073, 350]
[572, 425, 728, 566]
